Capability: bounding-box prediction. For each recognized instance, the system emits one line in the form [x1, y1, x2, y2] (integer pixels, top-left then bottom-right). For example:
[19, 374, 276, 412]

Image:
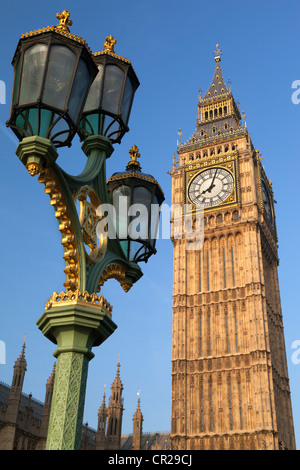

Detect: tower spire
[132, 390, 143, 450]
[0, 339, 27, 449]
[96, 384, 108, 450]
[105, 358, 124, 450]
[202, 44, 229, 101]
[177, 45, 245, 154]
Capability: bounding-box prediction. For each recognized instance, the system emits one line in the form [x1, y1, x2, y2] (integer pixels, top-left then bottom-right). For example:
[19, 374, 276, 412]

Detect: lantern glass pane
[128, 241, 145, 262]
[19, 44, 48, 105]
[13, 57, 21, 104]
[27, 108, 53, 136]
[113, 185, 130, 240]
[131, 186, 151, 241]
[120, 75, 133, 124]
[43, 45, 76, 110]
[133, 186, 151, 210]
[84, 64, 104, 111]
[49, 112, 70, 144]
[150, 195, 160, 247]
[120, 240, 129, 259]
[102, 65, 124, 114]
[104, 114, 121, 140]
[68, 58, 90, 122]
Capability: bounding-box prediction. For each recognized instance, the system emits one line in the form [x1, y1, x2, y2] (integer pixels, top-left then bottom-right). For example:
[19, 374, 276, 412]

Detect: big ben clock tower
[170, 45, 296, 450]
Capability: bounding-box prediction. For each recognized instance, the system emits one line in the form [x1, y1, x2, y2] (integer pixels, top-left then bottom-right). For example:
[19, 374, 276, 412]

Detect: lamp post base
[37, 290, 117, 450]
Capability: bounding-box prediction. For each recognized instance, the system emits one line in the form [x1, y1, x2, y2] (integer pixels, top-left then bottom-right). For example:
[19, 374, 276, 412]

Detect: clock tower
[170, 46, 296, 450]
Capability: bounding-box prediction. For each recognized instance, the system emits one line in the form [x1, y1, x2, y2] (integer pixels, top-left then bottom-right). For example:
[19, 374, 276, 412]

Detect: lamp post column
[37, 294, 117, 450]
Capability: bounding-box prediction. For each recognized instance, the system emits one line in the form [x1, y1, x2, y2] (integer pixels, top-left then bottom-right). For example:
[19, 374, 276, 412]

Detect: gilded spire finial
[56, 10, 73, 33]
[214, 44, 222, 62]
[178, 129, 182, 144]
[127, 145, 141, 171]
[21, 333, 27, 353]
[137, 390, 141, 409]
[242, 110, 247, 129]
[103, 35, 117, 53]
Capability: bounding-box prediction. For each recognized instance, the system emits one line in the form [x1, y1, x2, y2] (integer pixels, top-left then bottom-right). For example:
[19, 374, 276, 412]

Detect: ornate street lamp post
[7, 11, 164, 450]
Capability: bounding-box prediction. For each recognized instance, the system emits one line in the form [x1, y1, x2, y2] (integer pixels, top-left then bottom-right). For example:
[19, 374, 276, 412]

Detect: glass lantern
[107, 145, 165, 263]
[7, 11, 98, 148]
[78, 36, 139, 144]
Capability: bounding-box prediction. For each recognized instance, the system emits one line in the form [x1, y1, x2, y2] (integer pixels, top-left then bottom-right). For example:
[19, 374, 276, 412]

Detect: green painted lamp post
[7, 11, 164, 450]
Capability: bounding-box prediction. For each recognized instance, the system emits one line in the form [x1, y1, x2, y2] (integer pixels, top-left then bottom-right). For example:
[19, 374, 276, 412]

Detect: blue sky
[0, 0, 299, 447]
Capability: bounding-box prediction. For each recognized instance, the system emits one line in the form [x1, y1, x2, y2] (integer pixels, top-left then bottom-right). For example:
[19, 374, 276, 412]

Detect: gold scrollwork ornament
[74, 186, 107, 263]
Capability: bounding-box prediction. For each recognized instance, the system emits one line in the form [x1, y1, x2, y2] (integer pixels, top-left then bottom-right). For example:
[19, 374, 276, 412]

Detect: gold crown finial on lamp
[127, 144, 141, 171]
[103, 35, 117, 53]
[56, 10, 73, 33]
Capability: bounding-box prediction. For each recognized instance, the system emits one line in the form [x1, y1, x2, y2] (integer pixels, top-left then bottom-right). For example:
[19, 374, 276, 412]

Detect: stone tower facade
[170, 46, 296, 450]
[35, 363, 56, 450]
[132, 392, 143, 450]
[105, 361, 124, 450]
[0, 340, 27, 450]
[96, 387, 108, 450]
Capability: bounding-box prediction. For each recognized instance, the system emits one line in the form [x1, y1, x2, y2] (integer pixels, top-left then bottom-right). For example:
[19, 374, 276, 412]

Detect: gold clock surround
[184, 153, 240, 213]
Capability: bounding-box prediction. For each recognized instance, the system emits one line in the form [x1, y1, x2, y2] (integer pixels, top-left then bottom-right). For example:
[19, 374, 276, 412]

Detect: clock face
[261, 180, 273, 225]
[188, 167, 234, 208]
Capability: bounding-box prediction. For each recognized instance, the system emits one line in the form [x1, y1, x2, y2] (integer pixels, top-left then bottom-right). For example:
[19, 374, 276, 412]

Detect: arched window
[233, 210, 239, 221]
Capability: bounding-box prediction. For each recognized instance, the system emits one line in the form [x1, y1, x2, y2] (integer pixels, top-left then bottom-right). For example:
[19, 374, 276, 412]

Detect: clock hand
[201, 169, 218, 194]
[211, 168, 218, 186]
